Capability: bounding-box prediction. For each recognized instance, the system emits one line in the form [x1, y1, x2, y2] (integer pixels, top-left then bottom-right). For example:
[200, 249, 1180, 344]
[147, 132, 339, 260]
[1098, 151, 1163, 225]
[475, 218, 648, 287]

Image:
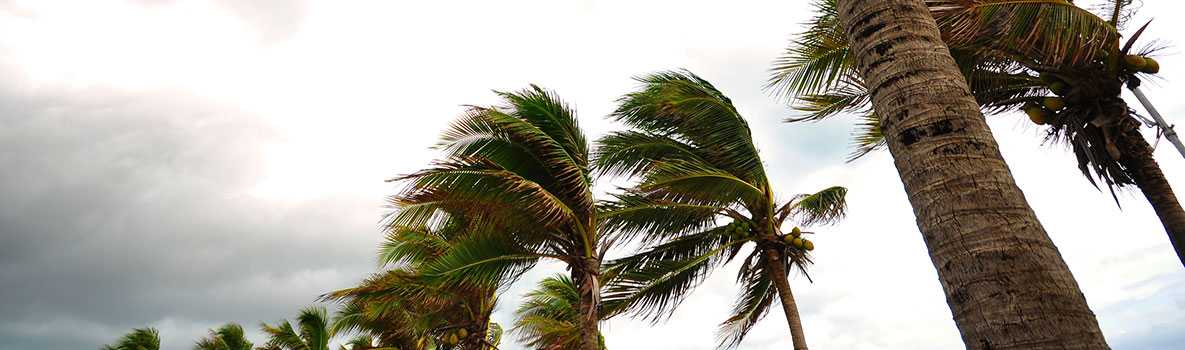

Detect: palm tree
[193, 323, 253, 350]
[102, 327, 160, 350]
[593, 70, 848, 350]
[776, 0, 1109, 348]
[325, 213, 502, 350]
[771, 0, 1185, 268]
[513, 274, 606, 350]
[260, 306, 333, 350]
[388, 86, 605, 350]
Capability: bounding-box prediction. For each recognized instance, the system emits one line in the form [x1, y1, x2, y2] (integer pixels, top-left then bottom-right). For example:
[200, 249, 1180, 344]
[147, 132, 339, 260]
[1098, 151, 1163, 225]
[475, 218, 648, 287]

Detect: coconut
[1042, 97, 1065, 111]
[782, 235, 795, 244]
[1142, 58, 1160, 74]
[802, 239, 815, 251]
[457, 328, 468, 338]
[447, 334, 459, 345]
[790, 226, 802, 237]
[1023, 103, 1049, 125]
[792, 237, 804, 249]
[1124, 55, 1148, 70]
[1048, 81, 1069, 96]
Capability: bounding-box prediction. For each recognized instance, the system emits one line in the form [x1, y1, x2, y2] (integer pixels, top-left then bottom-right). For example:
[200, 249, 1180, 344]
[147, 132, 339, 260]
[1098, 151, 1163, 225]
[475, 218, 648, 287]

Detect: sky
[0, 1, 1182, 349]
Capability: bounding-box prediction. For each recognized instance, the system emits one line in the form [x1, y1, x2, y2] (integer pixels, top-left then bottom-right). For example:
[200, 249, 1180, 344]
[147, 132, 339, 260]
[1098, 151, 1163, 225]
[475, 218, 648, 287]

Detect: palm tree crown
[388, 85, 607, 350]
[193, 323, 253, 350]
[596, 70, 848, 349]
[260, 306, 333, 350]
[102, 327, 161, 350]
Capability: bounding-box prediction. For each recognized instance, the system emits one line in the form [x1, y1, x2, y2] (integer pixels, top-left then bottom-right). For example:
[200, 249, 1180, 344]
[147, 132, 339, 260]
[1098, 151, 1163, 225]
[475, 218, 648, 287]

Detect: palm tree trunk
[836, 0, 1109, 348]
[1114, 118, 1185, 267]
[573, 260, 602, 350]
[764, 248, 809, 350]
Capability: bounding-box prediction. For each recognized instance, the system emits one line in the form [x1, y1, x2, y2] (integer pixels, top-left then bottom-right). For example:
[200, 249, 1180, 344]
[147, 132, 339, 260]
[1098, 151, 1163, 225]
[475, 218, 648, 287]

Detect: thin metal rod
[1129, 85, 1185, 160]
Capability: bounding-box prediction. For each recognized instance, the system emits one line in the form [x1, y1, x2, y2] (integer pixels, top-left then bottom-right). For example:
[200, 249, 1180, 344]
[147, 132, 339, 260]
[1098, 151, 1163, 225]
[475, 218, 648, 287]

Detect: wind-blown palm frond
[928, 0, 1119, 66]
[102, 327, 160, 350]
[611, 70, 767, 186]
[598, 70, 849, 349]
[513, 275, 606, 350]
[261, 306, 332, 350]
[767, 0, 851, 99]
[388, 86, 604, 350]
[193, 323, 253, 350]
[717, 253, 776, 349]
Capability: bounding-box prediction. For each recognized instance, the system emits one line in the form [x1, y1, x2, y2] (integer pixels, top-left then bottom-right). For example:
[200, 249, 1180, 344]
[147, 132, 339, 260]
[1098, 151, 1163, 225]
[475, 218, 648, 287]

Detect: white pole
[1128, 84, 1185, 160]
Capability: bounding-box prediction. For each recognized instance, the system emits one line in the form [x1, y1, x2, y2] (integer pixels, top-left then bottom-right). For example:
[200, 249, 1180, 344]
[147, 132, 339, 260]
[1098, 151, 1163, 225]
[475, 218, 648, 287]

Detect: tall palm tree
[513, 274, 606, 350]
[325, 213, 501, 350]
[193, 323, 253, 350]
[389, 86, 605, 350]
[785, 0, 1109, 348]
[260, 306, 333, 350]
[102, 327, 160, 350]
[594, 70, 848, 350]
[771, 0, 1185, 267]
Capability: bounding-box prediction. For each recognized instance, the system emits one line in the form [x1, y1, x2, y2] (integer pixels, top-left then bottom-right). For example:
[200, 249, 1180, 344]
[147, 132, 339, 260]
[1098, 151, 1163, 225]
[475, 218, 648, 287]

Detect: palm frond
[598, 190, 722, 246]
[102, 327, 161, 350]
[592, 130, 711, 179]
[193, 323, 253, 350]
[929, 0, 1119, 66]
[419, 232, 542, 289]
[611, 70, 767, 185]
[767, 0, 852, 99]
[512, 274, 586, 350]
[778, 186, 849, 227]
[716, 252, 776, 349]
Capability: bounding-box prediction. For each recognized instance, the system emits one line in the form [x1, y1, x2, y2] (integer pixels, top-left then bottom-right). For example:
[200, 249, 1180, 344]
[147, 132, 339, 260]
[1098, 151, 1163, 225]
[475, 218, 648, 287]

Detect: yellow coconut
[1023, 103, 1048, 125]
[792, 237, 804, 249]
[802, 239, 815, 251]
[447, 334, 459, 345]
[457, 328, 468, 338]
[790, 226, 802, 237]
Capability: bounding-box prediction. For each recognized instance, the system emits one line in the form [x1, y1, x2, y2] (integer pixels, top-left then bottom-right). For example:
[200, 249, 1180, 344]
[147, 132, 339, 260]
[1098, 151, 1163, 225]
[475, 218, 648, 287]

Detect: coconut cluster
[440, 327, 470, 346]
[723, 220, 752, 239]
[781, 226, 815, 251]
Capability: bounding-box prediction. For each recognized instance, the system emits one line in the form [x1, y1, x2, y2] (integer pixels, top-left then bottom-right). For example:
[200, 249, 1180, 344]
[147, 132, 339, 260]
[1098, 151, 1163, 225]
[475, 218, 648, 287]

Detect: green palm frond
[612, 70, 767, 185]
[193, 323, 253, 350]
[593, 130, 711, 179]
[101, 327, 160, 350]
[602, 228, 749, 321]
[929, 0, 1119, 66]
[486, 322, 503, 347]
[717, 252, 776, 349]
[262, 306, 332, 350]
[767, 0, 850, 99]
[513, 275, 604, 350]
[419, 230, 543, 289]
[847, 113, 885, 162]
[639, 159, 765, 207]
[787, 77, 870, 123]
[598, 191, 722, 246]
[778, 186, 849, 227]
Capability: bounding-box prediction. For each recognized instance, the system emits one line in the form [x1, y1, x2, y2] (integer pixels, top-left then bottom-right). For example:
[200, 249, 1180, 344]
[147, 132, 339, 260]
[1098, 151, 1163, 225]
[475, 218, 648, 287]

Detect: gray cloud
[0, 77, 380, 349]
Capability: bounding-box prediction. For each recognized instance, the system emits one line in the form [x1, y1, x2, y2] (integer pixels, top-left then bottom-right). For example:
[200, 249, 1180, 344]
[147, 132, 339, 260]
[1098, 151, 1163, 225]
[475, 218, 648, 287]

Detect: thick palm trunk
[1114, 118, 1185, 267]
[573, 259, 602, 350]
[836, 0, 1109, 348]
[764, 248, 808, 350]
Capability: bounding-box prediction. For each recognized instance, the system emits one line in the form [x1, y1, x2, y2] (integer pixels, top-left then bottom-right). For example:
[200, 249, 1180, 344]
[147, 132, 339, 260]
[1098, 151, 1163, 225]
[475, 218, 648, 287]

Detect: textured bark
[1114, 118, 1185, 267]
[836, 0, 1109, 348]
[573, 259, 602, 350]
[764, 248, 809, 350]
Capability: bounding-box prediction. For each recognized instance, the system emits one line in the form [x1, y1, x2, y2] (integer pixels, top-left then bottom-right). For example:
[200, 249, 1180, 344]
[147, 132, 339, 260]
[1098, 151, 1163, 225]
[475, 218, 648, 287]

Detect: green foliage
[193, 323, 253, 350]
[597, 70, 848, 348]
[101, 327, 160, 350]
[772, 0, 1153, 194]
[260, 306, 332, 350]
[512, 275, 605, 350]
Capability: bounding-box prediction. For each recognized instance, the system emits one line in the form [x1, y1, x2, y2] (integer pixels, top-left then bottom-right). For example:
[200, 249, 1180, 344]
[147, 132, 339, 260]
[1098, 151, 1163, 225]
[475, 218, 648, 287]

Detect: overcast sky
[1, 1, 1183, 349]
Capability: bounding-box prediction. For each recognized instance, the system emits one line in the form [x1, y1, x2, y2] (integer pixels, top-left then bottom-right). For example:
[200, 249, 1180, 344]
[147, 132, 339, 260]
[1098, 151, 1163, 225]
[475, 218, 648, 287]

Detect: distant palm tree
[102, 327, 160, 350]
[389, 86, 606, 350]
[325, 212, 502, 350]
[513, 275, 606, 350]
[596, 70, 848, 349]
[193, 323, 253, 350]
[770, 0, 1185, 267]
[260, 306, 332, 350]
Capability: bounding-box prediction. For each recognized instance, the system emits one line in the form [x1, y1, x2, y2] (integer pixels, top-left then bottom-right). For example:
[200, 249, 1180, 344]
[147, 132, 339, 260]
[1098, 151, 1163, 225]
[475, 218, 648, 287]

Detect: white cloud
[1, 1, 1183, 349]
